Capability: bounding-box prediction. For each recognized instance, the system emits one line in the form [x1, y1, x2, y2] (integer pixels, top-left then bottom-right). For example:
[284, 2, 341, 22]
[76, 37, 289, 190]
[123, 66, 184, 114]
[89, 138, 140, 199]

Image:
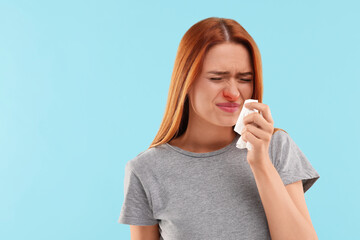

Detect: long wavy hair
[148, 17, 286, 149]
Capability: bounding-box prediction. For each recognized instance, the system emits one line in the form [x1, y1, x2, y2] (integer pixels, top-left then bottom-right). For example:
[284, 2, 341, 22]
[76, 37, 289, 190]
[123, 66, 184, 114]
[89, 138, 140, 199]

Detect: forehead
[202, 43, 253, 71]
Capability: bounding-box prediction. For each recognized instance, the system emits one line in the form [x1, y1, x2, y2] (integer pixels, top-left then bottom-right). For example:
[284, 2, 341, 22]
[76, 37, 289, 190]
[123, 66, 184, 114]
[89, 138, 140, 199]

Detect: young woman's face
[187, 42, 254, 127]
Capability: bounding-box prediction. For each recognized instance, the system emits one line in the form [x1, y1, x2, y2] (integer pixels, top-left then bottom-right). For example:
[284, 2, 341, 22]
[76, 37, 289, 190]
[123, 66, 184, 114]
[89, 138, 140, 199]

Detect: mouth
[216, 105, 239, 113]
[216, 102, 241, 113]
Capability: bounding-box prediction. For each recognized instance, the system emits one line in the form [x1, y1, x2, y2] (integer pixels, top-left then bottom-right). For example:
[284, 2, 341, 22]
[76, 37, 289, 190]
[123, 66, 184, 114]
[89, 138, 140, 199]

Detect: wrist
[249, 155, 273, 172]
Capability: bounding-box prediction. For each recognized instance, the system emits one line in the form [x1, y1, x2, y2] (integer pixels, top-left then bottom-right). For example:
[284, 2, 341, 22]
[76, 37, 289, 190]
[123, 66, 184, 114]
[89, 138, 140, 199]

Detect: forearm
[249, 158, 318, 240]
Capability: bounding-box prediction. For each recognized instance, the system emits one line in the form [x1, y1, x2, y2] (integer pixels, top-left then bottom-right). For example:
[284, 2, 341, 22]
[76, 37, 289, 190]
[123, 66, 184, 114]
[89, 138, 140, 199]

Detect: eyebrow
[206, 71, 254, 76]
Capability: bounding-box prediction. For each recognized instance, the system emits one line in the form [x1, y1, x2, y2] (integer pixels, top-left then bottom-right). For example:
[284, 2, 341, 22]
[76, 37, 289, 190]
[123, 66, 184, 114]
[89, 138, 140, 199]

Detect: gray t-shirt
[118, 130, 320, 239]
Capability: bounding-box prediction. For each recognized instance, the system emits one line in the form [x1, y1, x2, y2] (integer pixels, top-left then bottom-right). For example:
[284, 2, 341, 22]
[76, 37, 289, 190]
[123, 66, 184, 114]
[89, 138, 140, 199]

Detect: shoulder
[269, 129, 292, 164]
[270, 129, 290, 146]
[125, 143, 169, 175]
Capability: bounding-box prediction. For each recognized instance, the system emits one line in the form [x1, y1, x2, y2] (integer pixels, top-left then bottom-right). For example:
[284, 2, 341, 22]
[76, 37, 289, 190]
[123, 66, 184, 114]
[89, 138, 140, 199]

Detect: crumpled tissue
[233, 99, 262, 151]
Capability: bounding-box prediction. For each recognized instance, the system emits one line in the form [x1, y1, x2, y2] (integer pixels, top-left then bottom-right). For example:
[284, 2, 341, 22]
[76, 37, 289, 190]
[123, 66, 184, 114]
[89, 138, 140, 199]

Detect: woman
[118, 17, 320, 240]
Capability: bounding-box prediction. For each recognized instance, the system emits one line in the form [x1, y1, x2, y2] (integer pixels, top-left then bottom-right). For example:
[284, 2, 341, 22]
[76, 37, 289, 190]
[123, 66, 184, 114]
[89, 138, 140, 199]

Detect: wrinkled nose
[223, 83, 240, 101]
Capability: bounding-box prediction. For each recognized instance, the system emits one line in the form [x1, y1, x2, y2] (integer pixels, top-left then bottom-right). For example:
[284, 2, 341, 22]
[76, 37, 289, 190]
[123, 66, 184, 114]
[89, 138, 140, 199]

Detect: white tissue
[234, 99, 261, 150]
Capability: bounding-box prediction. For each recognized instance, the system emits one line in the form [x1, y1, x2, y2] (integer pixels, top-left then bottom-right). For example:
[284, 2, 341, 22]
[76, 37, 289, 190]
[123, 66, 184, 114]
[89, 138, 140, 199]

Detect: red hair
[148, 17, 286, 149]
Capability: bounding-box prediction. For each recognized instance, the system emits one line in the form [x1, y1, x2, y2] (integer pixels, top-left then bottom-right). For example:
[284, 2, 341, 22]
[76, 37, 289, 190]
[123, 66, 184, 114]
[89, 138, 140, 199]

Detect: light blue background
[1, 0, 359, 239]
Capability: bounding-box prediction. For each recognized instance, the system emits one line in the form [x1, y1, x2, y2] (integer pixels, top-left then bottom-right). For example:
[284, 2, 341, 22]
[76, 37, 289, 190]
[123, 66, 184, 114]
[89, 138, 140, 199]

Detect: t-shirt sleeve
[118, 161, 159, 226]
[269, 130, 320, 193]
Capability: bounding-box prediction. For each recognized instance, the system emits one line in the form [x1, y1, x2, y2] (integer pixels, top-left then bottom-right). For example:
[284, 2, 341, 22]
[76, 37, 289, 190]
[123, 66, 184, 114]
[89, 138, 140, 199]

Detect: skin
[169, 42, 273, 158]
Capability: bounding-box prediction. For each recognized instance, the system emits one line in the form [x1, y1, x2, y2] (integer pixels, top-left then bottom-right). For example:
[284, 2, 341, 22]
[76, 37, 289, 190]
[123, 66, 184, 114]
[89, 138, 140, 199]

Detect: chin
[217, 117, 238, 126]
[218, 121, 237, 127]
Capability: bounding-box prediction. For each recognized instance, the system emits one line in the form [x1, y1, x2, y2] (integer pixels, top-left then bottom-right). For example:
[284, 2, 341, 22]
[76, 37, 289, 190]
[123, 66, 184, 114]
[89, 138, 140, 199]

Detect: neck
[172, 112, 237, 153]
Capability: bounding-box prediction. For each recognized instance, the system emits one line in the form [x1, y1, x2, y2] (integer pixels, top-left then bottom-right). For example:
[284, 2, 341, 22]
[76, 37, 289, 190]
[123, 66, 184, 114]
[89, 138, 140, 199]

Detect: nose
[223, 81, 240, 101]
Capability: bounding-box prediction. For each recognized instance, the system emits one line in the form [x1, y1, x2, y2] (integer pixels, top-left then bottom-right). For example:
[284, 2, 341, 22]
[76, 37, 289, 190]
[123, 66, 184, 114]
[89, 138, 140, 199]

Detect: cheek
[196, 82, 218, 98]
[240, 84, 253, 98]
[191, 87, 216, 111]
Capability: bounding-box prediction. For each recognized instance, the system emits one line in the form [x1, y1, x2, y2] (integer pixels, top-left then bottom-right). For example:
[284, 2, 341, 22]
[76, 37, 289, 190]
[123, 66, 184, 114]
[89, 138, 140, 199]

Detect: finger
[243, 112, 273, 133]
[244, 102, 274, 124]
[242, 131, 260, 149]
[244, 123, 269, 140]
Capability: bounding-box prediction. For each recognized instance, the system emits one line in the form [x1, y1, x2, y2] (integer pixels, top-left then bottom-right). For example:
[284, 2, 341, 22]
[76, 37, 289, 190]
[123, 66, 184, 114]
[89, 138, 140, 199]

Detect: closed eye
[209, 78, 252, 82]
